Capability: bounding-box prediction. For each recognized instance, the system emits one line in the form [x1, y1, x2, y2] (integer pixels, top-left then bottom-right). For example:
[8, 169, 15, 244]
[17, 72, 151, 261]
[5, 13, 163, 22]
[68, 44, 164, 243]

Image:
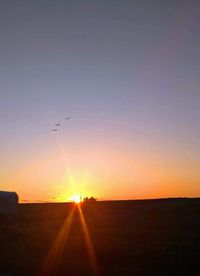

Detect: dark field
[0, 198, 200, 276]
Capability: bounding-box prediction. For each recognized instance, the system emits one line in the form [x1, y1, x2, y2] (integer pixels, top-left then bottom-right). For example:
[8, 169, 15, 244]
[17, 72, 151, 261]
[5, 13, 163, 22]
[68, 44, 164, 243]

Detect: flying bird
[55, 123, 60, 126]
[52, 129, 58, 132]
[65, 117, 71, 120]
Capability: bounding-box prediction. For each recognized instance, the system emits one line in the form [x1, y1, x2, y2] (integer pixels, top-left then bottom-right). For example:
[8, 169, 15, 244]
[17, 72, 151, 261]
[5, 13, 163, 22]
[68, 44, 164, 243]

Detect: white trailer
[0, 191, 18, 215]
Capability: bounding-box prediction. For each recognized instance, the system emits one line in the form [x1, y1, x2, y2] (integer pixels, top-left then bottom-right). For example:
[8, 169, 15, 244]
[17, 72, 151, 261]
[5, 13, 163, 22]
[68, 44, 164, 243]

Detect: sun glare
[71, 194, 81, 204]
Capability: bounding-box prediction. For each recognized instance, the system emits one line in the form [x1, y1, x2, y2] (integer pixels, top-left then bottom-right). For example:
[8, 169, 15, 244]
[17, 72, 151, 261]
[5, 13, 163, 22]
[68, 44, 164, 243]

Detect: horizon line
[20, 196, 200, 204]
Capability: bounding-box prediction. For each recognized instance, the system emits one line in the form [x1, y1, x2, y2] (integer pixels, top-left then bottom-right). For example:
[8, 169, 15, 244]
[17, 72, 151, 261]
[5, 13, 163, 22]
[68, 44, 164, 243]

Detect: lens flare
[41, 206, 75, 275]
[77, 204, 99, 275]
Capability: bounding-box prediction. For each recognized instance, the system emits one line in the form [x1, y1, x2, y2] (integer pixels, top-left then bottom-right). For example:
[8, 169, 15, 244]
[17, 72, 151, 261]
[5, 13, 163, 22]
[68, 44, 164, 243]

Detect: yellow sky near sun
[1, 140, 199, 202]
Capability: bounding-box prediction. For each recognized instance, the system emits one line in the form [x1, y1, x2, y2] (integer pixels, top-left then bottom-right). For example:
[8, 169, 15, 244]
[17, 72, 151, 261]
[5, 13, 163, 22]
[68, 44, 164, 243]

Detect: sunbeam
[40, 206, 75, 275]
[77, 204, 99, 275]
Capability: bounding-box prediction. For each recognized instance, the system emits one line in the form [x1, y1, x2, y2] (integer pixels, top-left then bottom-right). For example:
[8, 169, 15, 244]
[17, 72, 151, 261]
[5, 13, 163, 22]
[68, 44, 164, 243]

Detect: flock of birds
[52, 117, 71, 132]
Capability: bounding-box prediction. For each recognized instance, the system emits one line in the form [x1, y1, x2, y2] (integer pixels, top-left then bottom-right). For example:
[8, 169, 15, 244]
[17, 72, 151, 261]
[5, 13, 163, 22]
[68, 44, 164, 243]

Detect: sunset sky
[0, 0, 200, 202]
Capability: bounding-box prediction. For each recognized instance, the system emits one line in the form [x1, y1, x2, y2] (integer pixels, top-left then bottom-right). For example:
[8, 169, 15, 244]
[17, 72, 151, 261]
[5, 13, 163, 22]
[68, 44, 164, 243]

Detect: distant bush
[83, 197, 97, 204]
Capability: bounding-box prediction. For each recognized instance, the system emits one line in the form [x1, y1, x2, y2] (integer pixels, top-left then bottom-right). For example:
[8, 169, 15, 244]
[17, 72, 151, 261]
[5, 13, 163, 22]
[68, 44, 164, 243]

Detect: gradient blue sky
[0, 0, 200, 201]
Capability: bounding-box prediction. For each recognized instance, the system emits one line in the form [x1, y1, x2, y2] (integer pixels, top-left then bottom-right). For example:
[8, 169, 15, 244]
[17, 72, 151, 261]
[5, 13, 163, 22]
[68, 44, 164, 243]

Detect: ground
[0, 198, 200, 275]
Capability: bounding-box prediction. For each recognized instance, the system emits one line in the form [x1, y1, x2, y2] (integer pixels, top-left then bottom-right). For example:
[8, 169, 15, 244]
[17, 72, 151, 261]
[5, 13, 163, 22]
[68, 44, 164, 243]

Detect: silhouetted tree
[83, 196, 97, 204]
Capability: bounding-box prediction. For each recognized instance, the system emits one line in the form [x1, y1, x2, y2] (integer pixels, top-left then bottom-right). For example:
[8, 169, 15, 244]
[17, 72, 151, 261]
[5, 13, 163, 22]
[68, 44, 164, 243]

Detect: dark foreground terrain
[0, 198, 200, 275]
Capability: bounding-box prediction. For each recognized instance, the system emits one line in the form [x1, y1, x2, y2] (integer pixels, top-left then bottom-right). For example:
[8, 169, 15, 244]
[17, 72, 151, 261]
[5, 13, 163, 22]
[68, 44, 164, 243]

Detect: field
[0, 198, 200, 275]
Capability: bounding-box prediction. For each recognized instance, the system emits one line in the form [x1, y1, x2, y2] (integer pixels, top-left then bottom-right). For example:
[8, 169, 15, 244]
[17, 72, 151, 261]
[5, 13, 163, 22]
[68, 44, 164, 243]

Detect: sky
[0, 0, 200, 202]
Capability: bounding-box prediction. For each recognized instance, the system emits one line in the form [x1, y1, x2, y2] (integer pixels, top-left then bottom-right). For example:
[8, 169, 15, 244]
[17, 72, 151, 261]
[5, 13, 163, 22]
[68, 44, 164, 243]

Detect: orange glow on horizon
[5, 138, 200, 203]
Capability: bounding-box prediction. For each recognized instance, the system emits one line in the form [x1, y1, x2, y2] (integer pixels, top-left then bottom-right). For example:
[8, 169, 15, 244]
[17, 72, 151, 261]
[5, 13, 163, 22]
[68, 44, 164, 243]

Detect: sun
[71, 194, 81, 204]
